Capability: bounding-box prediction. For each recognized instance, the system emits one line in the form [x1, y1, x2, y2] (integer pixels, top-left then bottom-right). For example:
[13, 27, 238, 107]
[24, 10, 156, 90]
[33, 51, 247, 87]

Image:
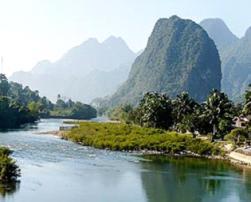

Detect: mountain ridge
[109, 16, 222, 106]
[201, 18, 251, 101]
[10, 36, 136, 102]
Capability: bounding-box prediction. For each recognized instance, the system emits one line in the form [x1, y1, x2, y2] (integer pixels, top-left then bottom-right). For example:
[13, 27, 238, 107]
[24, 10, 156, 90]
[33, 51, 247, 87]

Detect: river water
[0, 119, 251, 202]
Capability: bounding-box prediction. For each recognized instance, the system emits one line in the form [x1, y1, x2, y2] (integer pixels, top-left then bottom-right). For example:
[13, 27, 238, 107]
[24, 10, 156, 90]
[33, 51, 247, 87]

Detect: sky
[0, 0, 251, 76]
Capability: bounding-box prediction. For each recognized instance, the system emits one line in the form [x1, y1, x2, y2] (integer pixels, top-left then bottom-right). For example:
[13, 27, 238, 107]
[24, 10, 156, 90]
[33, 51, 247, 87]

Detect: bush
[0, 147, 20, 183]
[225, 128, 249, 145]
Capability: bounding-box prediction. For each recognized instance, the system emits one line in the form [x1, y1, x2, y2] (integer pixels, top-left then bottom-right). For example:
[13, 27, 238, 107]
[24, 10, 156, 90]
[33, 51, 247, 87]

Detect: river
[0, 119, 251, 202]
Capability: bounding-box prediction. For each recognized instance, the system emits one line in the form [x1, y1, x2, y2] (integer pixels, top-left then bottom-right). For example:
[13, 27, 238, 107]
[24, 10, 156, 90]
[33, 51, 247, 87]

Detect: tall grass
[63, 122, 221, 156]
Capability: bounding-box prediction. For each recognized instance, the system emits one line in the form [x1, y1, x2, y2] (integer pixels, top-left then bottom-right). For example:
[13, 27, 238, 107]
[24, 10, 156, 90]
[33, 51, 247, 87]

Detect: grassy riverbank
[63, 122, 222, 156]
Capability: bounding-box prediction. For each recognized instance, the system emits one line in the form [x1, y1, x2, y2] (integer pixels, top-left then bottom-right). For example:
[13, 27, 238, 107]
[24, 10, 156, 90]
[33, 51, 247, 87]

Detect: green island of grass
[63, 122, 223, 156]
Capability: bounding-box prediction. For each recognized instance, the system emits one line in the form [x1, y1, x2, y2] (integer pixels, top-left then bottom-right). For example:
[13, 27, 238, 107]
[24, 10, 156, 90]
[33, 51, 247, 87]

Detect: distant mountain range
[10, 17, 251, 105]
[10, 36, 136, 102]
[109, 16, 221, 106]
[200, 19, 251, 101]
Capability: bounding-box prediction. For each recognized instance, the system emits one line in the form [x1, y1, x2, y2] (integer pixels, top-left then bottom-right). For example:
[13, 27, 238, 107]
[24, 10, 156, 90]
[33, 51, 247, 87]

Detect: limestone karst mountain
[109, 16, 221, 106]
[201, 19, 251, 101]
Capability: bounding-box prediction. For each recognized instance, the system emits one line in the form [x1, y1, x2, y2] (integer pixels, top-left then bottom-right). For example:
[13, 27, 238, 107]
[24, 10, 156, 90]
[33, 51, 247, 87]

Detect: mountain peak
[245, 27, 251, 38]
[31, 60, 52, 74]
[81, 38, 100, 46]
[102, 36, 135, 55]
[200, 18, 238, 50]
[169, 15, 181, 20]
[155, 15, 181, 25]
[102, 36, 129, 49]
[103, 36, 123, 43]
[201, 18, 226, 26]
[110, 16, 221, 106]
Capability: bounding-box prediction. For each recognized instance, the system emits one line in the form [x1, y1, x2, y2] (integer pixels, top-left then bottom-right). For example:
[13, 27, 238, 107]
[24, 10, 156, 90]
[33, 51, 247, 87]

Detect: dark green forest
[0, 74, 97, 129]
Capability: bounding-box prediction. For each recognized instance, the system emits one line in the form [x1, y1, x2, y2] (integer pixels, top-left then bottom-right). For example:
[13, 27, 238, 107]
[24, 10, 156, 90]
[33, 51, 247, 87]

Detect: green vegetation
[108, 90, 236, 142]
[225, 128, 249, 146]
[63, 122, 221, 156]
[0, 74, 39, 129]
[0, 97, 37, 129]
[225, 85, 251, 146]
[109, 16, 221, 107]
[49, 94, 97, 119]
[0, 74, 97, 129]
[0, 147, 20, 183]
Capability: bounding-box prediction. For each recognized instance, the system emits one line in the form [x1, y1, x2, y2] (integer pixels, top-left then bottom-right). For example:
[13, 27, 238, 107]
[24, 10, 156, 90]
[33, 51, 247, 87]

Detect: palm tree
[203, 89, 234, 141]
[173, 92, 198, 132]
[137, 92, 173, 129]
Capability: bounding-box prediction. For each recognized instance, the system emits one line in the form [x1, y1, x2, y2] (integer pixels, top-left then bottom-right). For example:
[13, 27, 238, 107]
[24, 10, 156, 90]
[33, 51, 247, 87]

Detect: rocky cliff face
[201, 19, 251, 101]
[221, 27, 251, 100]
[110, 16, 221, 106]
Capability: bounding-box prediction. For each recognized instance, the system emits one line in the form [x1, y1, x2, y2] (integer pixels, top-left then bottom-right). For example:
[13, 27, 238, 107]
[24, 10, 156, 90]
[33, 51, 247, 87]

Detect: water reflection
[0, 182, 20, 198]
[1, 119, 251, 202]
[140, 156, 251, 202]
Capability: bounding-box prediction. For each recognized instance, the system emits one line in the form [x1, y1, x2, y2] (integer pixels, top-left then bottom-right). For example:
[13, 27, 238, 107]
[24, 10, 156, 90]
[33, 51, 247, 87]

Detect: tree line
[108, 87, 251, 142]
[0, 74, 97, 129]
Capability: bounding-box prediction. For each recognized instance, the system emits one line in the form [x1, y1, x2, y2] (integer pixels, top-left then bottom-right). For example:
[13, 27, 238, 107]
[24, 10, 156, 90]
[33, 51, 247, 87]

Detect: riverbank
[228, 150, 251, 166]
[34, 130, 64, 137]
[36, 120, 251, 168]
[61, 122, 223, 157]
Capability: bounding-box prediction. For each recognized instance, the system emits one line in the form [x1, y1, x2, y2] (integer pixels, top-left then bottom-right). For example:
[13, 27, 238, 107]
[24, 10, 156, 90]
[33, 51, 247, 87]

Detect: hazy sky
[0, 0, 251, 76]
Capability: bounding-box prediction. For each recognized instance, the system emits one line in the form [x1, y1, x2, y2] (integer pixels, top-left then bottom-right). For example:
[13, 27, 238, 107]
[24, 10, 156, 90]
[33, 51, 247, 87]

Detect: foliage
[0, 147, 20, 183]
[135, 92, 173, 129]
[0, 74, 10, 97]
[202, 89, 235, 140]
[108, 104, 134, 123]
[8, 82, 53, 117]
[50, 96, 97, 120]
[172, 92, 199, 134]
[0, 75, 97, 124]
[107, 89, 243, 142]
[64, 122, 221, 156]
[225, 128, 249, 145]
[0, 97, 37, 129]
[243, 84, 251, 116]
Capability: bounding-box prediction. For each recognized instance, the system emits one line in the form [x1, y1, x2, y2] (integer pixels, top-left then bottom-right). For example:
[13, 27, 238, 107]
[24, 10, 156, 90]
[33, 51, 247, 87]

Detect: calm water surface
[0, 119, 250, 202]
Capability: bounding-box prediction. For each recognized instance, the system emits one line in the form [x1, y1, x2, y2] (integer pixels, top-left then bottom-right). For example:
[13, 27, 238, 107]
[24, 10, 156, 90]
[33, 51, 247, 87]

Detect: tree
[225, 128, 249, 146]
[0, 147, 20, 183]
[243, 84, 251, 116]
[56, 98, 66, 109]
[108, 104, 134, 123]
[0, 97, 38, 129]
[203, 89, 235, 141]
[0, 74, 9, 96]
[27, 101, 41, 117]
[172, 92, 198, 133]
[136, 92, 173, 129]
[71, 102, 97, 119]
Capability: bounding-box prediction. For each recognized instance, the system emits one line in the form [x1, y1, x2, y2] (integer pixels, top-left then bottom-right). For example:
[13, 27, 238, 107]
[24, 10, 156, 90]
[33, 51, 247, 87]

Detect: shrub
[225, 128, 249, 145]
[0, 147, 20, 183]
